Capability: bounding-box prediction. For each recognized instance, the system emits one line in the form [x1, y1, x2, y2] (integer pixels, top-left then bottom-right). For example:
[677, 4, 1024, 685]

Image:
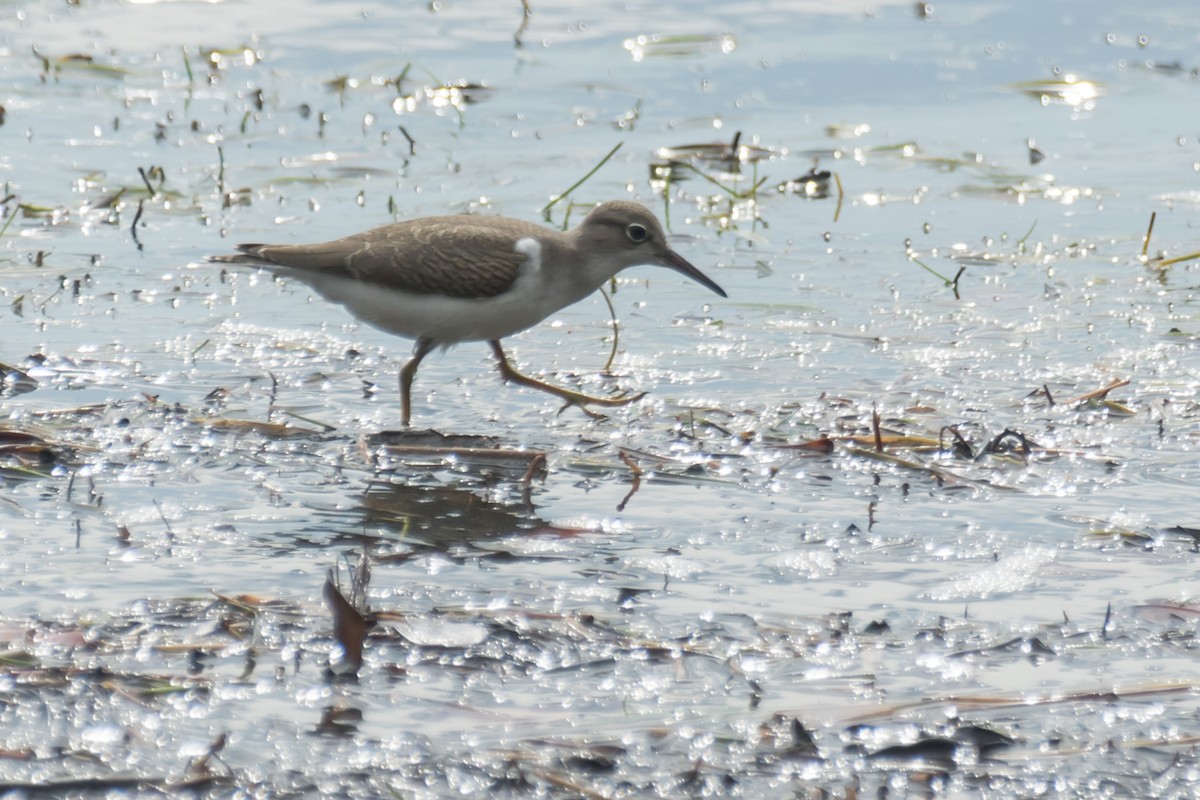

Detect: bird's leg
[488, 340, 646, 412]
[399, 338, 434, 427]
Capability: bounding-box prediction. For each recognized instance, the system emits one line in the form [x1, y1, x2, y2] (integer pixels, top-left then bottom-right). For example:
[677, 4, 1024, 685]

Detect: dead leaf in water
[1011, 74, 1102, 109]
[324, 572, 366, 676]
[196, 417, 320, 438]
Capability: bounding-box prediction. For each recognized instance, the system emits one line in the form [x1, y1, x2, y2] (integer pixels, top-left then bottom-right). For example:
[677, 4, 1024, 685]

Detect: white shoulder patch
[513, 237, 543, 275]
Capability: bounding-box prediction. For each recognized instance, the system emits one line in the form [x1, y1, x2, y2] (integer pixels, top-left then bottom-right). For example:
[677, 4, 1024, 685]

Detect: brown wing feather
[235, 215, 550, 300]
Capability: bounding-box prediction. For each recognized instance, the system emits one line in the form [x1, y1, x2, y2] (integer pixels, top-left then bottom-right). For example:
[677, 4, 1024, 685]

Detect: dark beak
[661, 249, 727, 298]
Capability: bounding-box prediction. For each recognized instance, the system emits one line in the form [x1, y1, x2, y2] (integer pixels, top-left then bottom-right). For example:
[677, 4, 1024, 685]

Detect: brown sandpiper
[211, 201, 726, 425]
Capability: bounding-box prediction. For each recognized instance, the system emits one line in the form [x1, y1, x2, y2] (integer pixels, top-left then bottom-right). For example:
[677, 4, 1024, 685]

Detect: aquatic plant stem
[599, 286, 620, 374]
[542, 142, 624, 221]
[833, 173, 844, 223]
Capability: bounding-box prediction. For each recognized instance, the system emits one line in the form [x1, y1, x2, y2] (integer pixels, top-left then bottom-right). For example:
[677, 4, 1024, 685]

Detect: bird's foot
[555, 389, 649, 419]
[490, 341, 646, 418]
[498, 363, 647, 415]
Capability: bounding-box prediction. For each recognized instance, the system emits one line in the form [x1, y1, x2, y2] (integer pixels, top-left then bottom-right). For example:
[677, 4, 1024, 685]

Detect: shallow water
[3, 0, 1200, 796]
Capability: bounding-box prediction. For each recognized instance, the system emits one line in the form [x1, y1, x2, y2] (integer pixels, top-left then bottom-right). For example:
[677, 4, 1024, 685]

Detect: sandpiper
[211, 201, 726, 425]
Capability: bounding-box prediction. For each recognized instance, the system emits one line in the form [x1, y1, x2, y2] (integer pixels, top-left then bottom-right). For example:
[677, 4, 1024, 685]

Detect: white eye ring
[626, 223, 649, 243]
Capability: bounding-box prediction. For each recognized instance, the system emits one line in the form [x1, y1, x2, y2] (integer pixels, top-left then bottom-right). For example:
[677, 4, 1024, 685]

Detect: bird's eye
[626, 223, 648, 243]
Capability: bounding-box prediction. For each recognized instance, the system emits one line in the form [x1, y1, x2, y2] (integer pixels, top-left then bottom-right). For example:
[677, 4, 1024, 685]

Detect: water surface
[2, 0, 1200, 795]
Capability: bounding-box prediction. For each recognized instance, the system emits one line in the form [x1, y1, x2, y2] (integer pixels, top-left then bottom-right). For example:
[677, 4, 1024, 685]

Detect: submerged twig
[939, 425, 974, 459]
[1060, 378, 1129, 406]
[844, 678, 1197, 725]
[909, 251, 964, 296]
[281, 409, 337, 433]
[182, 46, 195, 86]
[1141, 211, 1156, 258]
[519, 451, 546, 485]
[152, 498, 173, 535]
[616, 450, 643, 512]
[1015, 219, 1037, 247]
[981, 428, 1033, 461]
[598, 286, 621, 374]
[0, 201, 17, 239]
[1152, 249, 1200, 268]
[1137, 213, 1200, 267]
[346, 548, 371, 611]
[137, 166, 158, 197]
[513, 0, 532, 47]
[131, 199, 145, 250]
[397, 125, 416, 156]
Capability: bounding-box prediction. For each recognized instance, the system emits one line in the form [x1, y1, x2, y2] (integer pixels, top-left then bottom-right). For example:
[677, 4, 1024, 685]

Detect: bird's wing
[230, 216, 545, 300]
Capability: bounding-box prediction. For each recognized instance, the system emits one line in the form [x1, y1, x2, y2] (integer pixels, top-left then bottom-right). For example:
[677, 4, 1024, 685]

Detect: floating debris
[391, 80, 492, 115]
[777, 167, 832, 198]
[1011, 74, 1102, 109]
[654, 131, 779, 170]
[622, 32, 736, 62]
[363, 429, 547, 482]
